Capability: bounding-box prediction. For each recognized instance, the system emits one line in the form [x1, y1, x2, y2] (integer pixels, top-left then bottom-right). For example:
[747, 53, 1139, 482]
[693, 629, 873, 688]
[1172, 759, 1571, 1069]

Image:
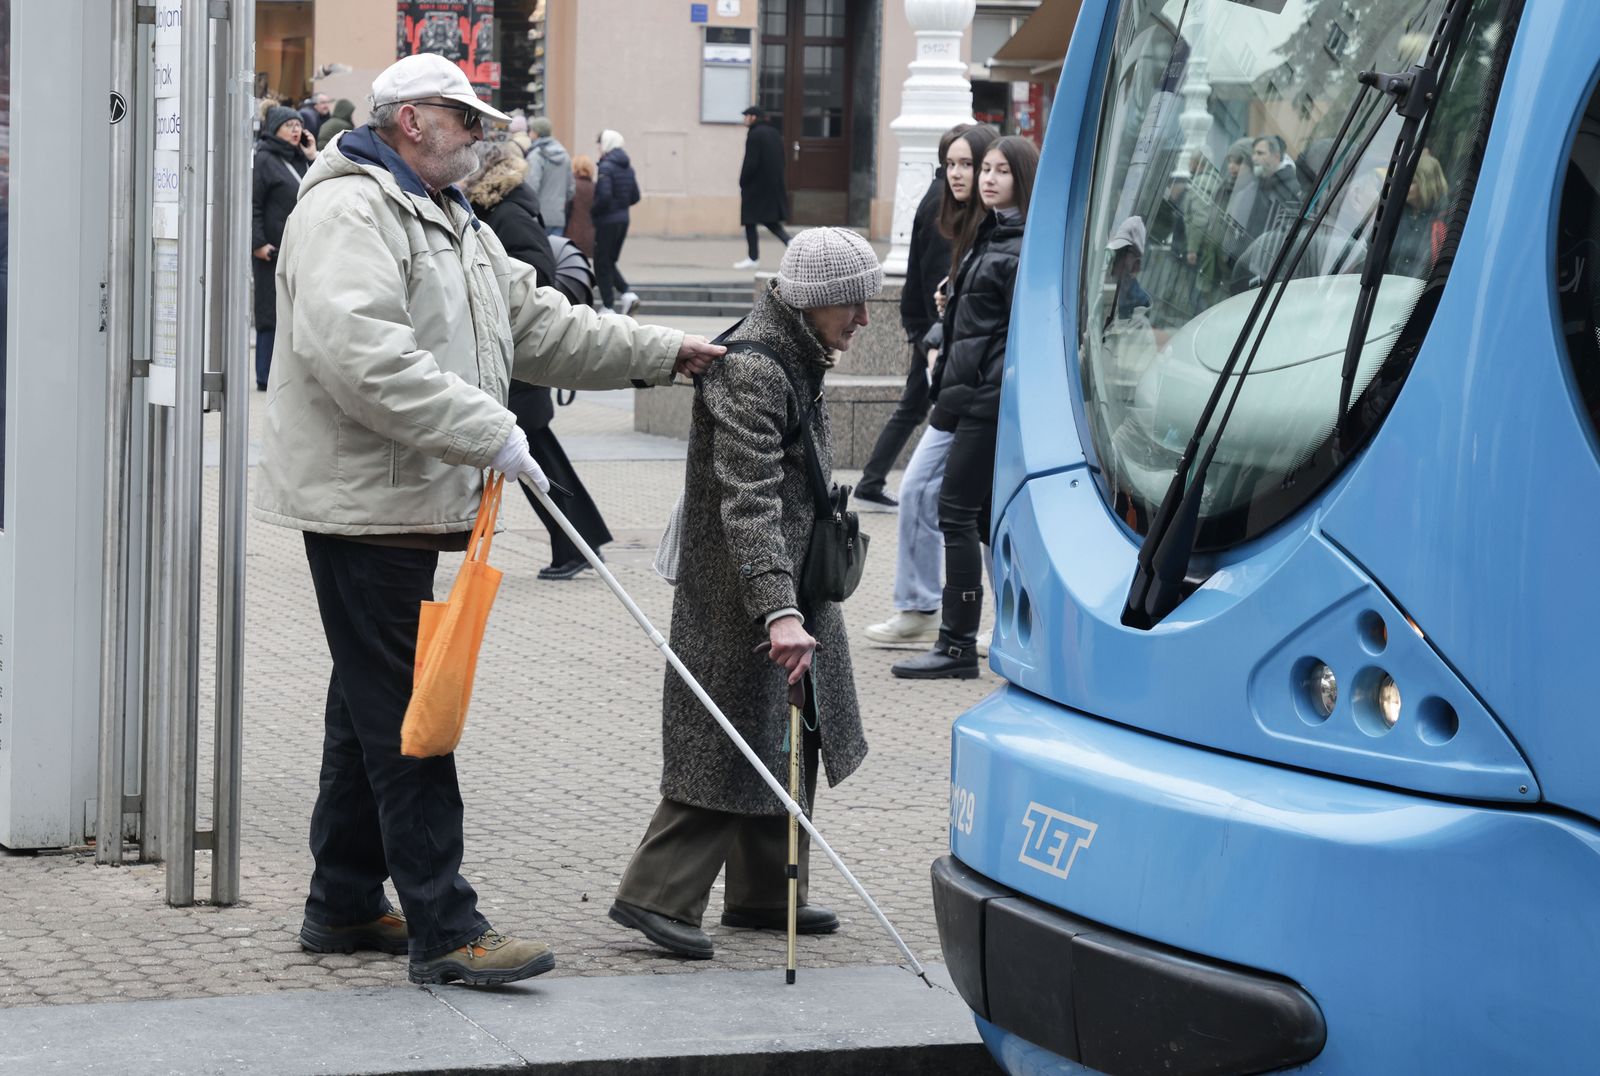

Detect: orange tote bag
[400, 473, 506, 759]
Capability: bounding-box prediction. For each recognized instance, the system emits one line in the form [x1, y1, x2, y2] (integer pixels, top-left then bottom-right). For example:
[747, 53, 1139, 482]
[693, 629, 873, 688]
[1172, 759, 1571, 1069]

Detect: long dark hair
[984, 135, 1040, 222]
[938, 124, 1000, 280]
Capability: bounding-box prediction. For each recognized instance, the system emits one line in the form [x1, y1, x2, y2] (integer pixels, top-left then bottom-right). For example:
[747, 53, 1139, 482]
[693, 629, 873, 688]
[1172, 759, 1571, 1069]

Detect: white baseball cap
[371, 53, 511, 124]
[1107, 215, 1147, 255]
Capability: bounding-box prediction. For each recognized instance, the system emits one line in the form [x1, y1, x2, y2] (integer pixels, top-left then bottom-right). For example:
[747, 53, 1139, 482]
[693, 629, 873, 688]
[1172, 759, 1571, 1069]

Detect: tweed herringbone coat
[659, 283, 867, 816]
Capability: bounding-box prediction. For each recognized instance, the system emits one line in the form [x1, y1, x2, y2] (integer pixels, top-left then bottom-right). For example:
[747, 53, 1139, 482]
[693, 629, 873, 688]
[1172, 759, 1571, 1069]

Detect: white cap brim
[442, 91, 511, 124]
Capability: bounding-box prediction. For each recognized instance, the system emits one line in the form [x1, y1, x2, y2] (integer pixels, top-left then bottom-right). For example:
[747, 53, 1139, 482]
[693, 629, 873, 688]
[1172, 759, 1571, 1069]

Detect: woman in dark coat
[251, 105, 315, 390]
[461, 142, 615, 580]
[894, 135, 1039, 679]
[567, 155, 597, 260]
[611, 228, 879, 960]
[591, 130, 640, 314]
[735, 106, 790, 268]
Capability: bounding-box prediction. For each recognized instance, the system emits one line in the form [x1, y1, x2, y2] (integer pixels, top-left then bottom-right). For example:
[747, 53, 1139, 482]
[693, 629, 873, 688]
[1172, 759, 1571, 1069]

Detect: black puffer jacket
[250, 134, 310, 328]
[593, 149, 640, 226]
[899, 171, 950, 345]
[931, 208, 1024, 421]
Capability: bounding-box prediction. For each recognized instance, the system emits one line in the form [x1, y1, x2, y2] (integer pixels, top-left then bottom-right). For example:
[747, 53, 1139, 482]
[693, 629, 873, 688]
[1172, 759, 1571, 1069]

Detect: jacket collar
[339, 125, 479, 231]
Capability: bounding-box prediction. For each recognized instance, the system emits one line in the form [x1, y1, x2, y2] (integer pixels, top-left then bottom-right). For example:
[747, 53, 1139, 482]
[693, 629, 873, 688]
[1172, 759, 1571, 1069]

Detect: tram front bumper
[931, 855, 1325, 1075]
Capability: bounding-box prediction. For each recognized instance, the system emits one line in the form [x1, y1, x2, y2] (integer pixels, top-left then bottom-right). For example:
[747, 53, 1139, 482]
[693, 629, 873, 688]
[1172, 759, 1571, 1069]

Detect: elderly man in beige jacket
[253, 54, 721, 987]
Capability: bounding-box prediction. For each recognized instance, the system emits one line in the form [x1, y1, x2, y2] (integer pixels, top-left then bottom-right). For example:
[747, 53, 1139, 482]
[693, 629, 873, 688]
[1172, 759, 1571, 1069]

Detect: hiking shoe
[300, 910, 409, 955]
[407, 930, 556, 985]
[608, 900, 714, 960]
[618, 291, 641, 316]
[864, 610, 940, 647]
[720, 904, 839, 934]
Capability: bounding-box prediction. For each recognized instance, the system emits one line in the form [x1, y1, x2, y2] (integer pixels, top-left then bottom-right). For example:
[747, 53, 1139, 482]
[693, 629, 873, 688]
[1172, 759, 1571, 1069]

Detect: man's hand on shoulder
[674, 335, 725, 379]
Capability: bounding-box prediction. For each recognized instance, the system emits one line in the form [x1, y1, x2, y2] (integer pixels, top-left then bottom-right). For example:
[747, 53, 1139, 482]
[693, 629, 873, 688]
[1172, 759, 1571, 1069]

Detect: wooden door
[757, 0, 851, 224]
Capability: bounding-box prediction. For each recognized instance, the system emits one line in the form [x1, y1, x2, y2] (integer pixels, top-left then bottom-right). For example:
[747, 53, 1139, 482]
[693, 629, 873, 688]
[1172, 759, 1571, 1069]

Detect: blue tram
[933, 0, 1600, 1071]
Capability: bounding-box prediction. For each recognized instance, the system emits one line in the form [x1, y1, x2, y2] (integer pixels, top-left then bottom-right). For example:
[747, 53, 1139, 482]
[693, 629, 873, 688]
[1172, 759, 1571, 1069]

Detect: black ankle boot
[890, 643, 979, 680]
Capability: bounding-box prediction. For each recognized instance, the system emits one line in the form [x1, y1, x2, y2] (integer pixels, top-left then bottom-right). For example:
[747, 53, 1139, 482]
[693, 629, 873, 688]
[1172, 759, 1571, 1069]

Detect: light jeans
[893, 427, 953, 612]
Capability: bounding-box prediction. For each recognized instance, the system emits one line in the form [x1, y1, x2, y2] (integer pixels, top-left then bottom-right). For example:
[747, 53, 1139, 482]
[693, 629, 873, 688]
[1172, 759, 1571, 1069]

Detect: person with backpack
[592, 129, 641, 315]
[609, 228, 880, 961]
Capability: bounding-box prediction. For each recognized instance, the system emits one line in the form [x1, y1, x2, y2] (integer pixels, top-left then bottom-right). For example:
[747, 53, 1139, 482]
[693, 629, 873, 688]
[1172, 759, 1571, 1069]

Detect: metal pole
[211, 0, 253, 906]
[166, 0, 209, 906]
[141, 408, 171, 863]
[96, 0, 138, 865]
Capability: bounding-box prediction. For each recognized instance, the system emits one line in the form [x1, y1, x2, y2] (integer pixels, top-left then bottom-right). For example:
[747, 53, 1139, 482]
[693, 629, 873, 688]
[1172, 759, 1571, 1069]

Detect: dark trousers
[937, 417, 999, 649]
[255, 328, 274, 390]
[617, 725, 819, 926]
[858, 345, 933, 495]
[506, 382, 613, 565]
[594, 220, 631, 308]
[745, 221, 792, 260]
[302, 532, 490, 961]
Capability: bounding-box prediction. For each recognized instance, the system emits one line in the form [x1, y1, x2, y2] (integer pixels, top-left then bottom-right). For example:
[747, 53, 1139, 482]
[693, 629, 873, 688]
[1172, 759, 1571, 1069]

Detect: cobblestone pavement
[0, 363, 997, 1007]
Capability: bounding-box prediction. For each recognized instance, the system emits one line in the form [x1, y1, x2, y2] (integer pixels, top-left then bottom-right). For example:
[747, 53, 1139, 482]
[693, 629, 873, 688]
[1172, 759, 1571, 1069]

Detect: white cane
[518, 474, 931, 986]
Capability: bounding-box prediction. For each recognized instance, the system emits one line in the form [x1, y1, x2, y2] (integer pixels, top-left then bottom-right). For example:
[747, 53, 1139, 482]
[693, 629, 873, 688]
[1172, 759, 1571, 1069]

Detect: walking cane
[519, 475, 931, 987]
[786, 679, 802, 985]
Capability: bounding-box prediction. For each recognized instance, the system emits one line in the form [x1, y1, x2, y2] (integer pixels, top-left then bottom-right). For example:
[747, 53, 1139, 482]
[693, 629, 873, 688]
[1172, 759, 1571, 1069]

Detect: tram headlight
[1311, 662, 1338, 718]
[1378, 674, 1402, 728]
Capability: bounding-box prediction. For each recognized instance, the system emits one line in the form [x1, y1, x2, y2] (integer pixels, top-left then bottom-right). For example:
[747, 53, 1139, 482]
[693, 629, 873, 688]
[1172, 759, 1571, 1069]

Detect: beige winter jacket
[252, 129, 683, 535]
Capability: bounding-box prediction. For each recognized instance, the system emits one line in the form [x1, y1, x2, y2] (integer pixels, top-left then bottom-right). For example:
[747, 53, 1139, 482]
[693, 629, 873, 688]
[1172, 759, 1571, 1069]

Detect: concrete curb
[0, 964, 997, 1075]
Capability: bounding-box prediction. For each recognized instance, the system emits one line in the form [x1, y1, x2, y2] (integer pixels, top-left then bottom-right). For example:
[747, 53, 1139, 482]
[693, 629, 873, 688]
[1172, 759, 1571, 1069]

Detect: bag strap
[469, 473, 505, 563]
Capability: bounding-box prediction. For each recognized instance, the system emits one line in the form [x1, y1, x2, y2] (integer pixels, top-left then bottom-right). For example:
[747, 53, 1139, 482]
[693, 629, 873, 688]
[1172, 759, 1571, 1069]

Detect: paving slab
[0, 965, 995, 1076]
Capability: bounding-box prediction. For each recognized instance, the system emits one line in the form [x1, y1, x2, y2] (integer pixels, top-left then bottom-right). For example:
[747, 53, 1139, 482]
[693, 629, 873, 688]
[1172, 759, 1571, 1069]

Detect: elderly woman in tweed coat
[610, 228, 881, 960]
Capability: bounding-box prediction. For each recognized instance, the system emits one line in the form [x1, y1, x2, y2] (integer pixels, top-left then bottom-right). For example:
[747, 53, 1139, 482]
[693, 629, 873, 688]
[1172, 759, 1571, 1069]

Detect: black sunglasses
[412, 101, 483, 131]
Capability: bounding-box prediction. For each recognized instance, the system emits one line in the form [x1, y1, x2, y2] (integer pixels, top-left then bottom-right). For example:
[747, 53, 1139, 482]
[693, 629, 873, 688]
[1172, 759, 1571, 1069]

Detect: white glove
[489, 424, 549, 493]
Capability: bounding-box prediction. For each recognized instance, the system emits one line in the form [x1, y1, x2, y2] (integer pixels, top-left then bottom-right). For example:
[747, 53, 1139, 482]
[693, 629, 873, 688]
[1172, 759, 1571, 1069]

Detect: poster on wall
[396, 1, 499, 92]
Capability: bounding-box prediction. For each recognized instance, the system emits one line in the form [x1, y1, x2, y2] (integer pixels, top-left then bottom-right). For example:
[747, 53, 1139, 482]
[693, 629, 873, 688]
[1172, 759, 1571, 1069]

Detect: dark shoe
[892, 645, 980, 680]
[300, 910, 409, 955]
[855, 488, 898, 507]
[538, 556, 591, 580]
[608, 900, 714, 960]
[720, 904, 840, 935]
[256, 382, 268, 392]
[407, 929, 556, 985]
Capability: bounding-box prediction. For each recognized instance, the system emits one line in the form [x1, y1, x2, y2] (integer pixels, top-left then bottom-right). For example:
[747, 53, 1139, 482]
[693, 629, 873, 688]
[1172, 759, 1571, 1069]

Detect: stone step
[634, 372, 926, 472]
[0, 964, 997, 1075]
[632, 284, 754, 304]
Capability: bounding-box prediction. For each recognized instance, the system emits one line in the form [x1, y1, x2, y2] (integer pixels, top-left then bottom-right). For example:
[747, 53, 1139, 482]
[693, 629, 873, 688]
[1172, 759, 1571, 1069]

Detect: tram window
[1557, 78, 1600, 441]
[1074, 0, 1522, 552]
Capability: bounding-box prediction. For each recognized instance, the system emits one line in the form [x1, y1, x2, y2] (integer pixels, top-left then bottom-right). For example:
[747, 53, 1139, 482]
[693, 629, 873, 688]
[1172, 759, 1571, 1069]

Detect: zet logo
[1018, 802, 1098, 880]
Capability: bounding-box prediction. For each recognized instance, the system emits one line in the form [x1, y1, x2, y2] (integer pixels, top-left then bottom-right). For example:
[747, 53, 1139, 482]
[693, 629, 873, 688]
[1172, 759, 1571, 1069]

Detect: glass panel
[801, 43, 843, 138]
[759, 42, 786, 130]
[1558, 77, 1600, 440]
[0, 0, 9, 529]
[761, 0, 788, 38]
[1076, 0, 1516, 550]
[803, 0, 845, 38]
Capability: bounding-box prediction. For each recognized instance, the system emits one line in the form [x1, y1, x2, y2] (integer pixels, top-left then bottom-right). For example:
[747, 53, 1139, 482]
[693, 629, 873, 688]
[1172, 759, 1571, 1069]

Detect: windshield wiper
[1121, 86, 1397, 629]
[1335, 0, 1473, 451]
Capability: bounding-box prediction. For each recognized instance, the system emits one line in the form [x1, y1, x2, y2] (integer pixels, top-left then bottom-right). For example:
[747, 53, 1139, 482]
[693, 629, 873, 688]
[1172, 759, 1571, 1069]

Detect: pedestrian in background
[251, 105, 316, 391]
[592, 129, 641, 315]
[298, 92, 332, 139]
[254, 53, 724, 988]
[733, 105, 790, 270]
[894, 135, 1039, 680]
[568, 155, 597, 260]
[609, 228, 877, 961]
[860, 124, 995, 650]
[525, 116, 576, 237]
[854, 122, 972, 509]
[461, 142, 615, 582]
[315, 98, 356, 150]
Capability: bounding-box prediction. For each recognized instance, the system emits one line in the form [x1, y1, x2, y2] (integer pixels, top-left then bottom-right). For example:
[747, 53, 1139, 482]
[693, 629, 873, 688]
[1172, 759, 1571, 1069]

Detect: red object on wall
[398, 2, 497, 92]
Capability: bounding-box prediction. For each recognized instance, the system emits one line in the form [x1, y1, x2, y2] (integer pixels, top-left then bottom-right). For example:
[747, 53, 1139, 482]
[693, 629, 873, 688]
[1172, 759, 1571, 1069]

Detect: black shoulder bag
[713, 329, 870, 607]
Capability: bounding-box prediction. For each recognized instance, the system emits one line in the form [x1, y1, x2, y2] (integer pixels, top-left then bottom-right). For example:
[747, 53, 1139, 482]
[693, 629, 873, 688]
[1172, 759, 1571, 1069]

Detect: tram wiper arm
[1121, 88, 1393, 630]
[1335, 0, 1473, 451]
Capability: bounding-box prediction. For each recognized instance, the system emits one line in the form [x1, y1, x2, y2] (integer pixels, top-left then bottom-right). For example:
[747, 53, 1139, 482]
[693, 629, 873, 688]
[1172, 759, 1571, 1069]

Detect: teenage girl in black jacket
[463, 143, 614, 580]
[894, 135, 1040, 679]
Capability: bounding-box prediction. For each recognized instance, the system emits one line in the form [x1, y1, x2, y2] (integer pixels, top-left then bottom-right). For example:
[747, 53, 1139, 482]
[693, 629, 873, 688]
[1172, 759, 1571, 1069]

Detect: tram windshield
[1078, 0, 1517, 551]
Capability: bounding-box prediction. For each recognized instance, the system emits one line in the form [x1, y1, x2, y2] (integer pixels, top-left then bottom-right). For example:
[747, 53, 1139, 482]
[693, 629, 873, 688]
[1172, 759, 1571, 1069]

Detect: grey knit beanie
[774, 227, 884, 308]
[264, 105, 299, 136]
